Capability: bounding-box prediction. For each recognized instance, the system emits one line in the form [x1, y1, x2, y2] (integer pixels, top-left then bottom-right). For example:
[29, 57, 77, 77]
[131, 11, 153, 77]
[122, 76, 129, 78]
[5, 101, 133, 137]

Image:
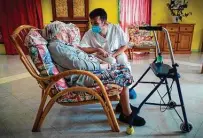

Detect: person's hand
[97, 48, 109, 58]
[95, 57, 108, 64]
[112, 53, 117, 58]
[99, 60, 108, 64]
[100, 63, 111, 70]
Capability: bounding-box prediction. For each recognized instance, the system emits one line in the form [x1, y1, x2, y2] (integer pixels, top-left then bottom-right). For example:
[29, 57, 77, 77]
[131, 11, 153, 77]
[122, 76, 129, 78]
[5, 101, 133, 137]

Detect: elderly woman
[44, 21, 145, 126]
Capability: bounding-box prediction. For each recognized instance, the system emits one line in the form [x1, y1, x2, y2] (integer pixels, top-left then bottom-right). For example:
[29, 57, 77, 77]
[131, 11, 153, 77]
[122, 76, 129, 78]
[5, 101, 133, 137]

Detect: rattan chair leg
[100, 103, 116, 131]
[32, 88, 51, 132]
[32, 109, 43, 132]
[41, 89, 44, 100]
[37, 100, 55, 131]
[106, 102, 120, 132]
[128, 49, 132, 60]
[101, 94, 120, 132]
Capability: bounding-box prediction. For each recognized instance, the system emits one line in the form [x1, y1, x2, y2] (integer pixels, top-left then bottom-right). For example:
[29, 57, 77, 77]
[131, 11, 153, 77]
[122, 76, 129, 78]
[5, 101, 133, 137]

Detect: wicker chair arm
[45, 69, 108, 98]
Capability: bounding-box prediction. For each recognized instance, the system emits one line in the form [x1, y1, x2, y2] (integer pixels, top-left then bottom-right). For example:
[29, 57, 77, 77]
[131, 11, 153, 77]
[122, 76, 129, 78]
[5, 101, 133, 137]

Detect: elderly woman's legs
[119, 86, 146, 126]
[88, 64, 145, 126]
[120, 87, 131, 116]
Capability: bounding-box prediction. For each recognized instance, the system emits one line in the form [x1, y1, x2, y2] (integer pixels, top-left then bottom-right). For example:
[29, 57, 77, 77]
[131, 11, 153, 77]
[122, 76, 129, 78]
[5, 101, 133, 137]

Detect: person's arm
[112, 45, 128, 58]
[80, 30, 109, 57]
[112, 25, 129, 58]
[78, 47, 98, 54]
[65, 54, 100, 70]
[62, 52, 111, 71]
[80, 31, 96, 54]
[49, 41, 101, 71]
[79, 31, 99, 54]
[79, 47, 109, 58]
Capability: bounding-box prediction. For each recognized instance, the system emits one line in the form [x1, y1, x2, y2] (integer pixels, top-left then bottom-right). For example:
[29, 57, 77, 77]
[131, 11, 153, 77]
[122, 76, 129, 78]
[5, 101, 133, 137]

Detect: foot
[119, 112, 146, 126]
[129, 89, 137, 99]
[115, 103, 139, 114]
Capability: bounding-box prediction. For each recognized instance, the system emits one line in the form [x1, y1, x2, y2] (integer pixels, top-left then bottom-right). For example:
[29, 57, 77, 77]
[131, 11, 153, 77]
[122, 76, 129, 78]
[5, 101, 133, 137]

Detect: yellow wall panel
[151, 0, 203, 51]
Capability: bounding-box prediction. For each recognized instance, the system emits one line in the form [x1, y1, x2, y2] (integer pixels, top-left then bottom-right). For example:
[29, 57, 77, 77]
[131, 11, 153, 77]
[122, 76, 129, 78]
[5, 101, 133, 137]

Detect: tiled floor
[0, 53, 203, 138]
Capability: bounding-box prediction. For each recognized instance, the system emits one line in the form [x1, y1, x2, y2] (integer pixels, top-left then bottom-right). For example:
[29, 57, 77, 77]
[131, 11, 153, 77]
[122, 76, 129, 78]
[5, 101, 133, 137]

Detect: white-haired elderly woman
[44, 21, 145, 126]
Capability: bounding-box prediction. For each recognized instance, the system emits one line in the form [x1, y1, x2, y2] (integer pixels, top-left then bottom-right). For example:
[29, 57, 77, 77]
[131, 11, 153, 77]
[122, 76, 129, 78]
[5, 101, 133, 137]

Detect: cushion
[24, 29, 68, 91]
[128, 23, 156, 47]
[57, 84, 122, 103]
[43, 21, 81, 47]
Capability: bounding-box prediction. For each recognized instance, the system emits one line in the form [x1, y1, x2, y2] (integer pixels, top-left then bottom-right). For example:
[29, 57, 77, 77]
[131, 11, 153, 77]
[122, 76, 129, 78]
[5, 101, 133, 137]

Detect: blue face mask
[92, 25, 101, 33]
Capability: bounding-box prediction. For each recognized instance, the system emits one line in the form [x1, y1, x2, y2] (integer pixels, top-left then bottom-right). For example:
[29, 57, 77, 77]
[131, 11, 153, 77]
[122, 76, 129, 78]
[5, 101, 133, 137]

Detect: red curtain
[119, 0, 152, 32]
[0, 0, 43, 55]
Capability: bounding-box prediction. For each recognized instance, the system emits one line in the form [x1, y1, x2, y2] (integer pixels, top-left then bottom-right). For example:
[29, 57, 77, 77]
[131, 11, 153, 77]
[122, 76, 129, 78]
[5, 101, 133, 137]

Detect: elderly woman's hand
[97, 48, 109, 58]
[100, 63, 111, 70]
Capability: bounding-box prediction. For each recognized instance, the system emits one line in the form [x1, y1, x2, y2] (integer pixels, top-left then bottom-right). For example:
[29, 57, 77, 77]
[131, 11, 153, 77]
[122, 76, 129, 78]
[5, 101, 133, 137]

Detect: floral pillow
[43, 21, 81, 47]
[24, 29, 68, 91]
[128, 23, 155, 47]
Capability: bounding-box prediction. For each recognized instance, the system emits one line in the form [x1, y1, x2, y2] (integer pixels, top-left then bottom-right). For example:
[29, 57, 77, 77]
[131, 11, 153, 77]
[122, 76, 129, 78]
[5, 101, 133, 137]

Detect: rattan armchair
[10, 25, 120, 132]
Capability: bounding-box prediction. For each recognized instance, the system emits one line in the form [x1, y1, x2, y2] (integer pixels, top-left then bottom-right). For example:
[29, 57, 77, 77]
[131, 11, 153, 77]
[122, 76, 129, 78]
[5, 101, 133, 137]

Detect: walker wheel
[168, 100, 176, 109]
[180, 122, 193, 132]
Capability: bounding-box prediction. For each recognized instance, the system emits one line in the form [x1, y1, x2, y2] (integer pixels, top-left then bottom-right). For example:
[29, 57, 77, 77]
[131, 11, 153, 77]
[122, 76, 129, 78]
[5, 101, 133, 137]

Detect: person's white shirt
[80, 23, 131, 71]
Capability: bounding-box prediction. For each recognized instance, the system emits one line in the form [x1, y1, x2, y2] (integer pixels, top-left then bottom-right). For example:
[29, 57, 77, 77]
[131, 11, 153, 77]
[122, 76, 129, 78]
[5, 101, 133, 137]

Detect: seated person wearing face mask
[45, 21, 146, 127]
[80, 8, 137, 100]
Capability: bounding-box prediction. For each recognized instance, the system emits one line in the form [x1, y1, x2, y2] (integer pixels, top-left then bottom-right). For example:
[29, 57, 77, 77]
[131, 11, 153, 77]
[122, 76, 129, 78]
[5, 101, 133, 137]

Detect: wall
[41, 0, 53, 25]
[41, 0, 118, 25]
[89, 0, 118, 24]
[151, 0, 203, 52]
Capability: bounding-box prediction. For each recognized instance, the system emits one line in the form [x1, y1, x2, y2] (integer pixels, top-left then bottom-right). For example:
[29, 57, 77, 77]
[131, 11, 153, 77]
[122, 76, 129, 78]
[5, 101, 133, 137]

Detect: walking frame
[130, 26, 193, 133]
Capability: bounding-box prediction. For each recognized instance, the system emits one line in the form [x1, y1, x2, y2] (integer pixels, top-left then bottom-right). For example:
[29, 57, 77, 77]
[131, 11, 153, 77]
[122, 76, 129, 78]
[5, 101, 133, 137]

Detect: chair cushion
[24, 29, 68, 91]
[57, 84, 122, 103]
[43, 21, 81, 47]
[128, 24, 155, 47]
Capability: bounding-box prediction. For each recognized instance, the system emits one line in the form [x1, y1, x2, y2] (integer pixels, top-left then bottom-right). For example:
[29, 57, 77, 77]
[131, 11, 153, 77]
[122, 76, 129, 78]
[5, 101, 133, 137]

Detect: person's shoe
[118, 112, 146, 126]
[115, 103, 139, 114]
[129, 89, 137, 99]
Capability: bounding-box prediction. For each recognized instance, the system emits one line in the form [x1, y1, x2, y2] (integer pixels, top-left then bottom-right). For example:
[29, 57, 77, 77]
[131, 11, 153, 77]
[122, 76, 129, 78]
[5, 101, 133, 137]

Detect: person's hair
[89, 8, 107, 21]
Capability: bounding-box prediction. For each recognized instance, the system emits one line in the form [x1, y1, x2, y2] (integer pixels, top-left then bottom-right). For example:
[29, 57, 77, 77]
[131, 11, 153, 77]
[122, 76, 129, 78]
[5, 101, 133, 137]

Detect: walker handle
[139, 26, 162, 31]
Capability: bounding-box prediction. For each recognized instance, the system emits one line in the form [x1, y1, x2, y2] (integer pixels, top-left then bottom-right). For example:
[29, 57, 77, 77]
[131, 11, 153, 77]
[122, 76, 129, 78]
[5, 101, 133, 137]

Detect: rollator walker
[130, 26, 193, 133]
